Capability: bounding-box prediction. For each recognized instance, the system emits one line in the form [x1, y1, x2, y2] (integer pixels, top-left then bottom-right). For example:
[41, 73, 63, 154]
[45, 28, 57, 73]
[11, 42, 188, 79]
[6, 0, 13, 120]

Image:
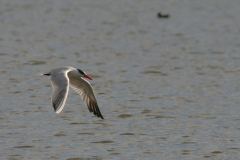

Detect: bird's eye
[77, 69, 84, 75]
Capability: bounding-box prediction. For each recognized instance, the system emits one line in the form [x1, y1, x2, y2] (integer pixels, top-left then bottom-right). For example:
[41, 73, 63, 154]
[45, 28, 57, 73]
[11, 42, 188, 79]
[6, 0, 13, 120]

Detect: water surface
[1, 0, 240, 159]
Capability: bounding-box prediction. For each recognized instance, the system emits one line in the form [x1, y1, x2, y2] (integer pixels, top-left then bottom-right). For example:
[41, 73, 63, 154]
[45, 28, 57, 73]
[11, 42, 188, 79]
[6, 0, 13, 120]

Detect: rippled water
[1, 0, 240, 159]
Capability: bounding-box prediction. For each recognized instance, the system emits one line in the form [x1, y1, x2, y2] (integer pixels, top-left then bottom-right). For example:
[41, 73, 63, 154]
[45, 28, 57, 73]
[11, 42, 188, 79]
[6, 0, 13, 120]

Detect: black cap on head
[77, 69, 85, 75]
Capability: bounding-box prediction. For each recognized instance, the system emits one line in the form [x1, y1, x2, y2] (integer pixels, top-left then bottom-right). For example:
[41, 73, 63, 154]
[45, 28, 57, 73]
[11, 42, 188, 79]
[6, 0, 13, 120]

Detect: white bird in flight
[42, 66, 104, 119]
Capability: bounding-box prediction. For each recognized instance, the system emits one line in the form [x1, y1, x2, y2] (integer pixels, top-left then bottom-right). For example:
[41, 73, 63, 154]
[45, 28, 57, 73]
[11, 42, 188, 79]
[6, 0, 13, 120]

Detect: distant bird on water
[157, 12, 170, 18]
[42, 66, 104, 119]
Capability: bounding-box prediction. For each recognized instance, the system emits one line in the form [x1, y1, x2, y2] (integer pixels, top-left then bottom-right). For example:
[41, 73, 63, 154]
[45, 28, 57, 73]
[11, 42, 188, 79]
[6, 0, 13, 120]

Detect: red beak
[84, 75, 92, 80]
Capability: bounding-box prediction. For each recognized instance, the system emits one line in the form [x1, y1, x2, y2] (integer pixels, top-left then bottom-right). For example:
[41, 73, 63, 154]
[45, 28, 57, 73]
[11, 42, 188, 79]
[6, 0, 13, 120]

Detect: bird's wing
[68, 75, 104, 119]
[51, 71, 70, 113]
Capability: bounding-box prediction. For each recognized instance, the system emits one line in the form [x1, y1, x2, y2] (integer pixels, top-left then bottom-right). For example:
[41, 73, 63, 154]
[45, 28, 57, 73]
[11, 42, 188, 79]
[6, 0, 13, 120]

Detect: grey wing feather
[51, 72, 70, 113]
[68, 76, 104, 119]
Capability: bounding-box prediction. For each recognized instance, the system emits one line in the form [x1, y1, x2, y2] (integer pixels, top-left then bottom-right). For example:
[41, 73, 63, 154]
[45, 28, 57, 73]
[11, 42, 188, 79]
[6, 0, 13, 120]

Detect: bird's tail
[36, 72, 51, 76]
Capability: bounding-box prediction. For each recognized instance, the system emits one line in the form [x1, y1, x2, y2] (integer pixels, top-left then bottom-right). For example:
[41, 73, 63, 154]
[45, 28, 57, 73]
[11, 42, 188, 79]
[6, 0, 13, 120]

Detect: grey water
[1, 0, 240, 159]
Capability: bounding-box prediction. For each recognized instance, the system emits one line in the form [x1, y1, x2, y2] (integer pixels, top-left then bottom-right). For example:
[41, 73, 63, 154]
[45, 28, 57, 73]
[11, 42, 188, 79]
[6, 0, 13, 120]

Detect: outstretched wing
[51, 71, 70, 113]
[68, 75, 104, 119]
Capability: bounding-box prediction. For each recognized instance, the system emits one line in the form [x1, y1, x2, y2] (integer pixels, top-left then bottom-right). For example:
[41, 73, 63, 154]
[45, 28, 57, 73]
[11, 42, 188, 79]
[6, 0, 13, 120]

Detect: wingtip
[54, 107, 62, 114]
[97, 112, 104, 119]
[53, 103, 61, 114]
[55, 110, 60, 114]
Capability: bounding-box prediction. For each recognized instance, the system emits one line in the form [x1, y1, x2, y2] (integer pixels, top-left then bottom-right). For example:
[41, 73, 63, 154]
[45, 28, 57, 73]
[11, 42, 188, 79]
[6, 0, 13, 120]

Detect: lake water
[1, 0, 240, 159]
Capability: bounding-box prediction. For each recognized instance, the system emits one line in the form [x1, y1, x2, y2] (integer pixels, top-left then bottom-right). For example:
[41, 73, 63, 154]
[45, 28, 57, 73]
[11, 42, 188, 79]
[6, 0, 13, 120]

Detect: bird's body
[43, 66, 104, 119]
[157, 12, 170, 18]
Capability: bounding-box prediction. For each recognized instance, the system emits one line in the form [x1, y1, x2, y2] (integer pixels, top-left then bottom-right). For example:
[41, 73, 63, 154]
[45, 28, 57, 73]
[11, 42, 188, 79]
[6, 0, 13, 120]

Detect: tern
[42, 66, 104, 119]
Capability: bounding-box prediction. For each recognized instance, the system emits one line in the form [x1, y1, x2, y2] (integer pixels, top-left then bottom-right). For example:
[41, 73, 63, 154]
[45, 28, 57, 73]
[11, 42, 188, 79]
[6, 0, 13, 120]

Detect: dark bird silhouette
[157, 12, 170, 18]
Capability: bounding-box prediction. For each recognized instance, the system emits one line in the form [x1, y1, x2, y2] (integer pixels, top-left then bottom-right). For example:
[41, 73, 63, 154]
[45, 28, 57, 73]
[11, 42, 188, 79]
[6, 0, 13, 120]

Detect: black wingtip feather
[53, 103, 56, 111]
[88, 101, 104, 119]
[52, 88, 66, 113]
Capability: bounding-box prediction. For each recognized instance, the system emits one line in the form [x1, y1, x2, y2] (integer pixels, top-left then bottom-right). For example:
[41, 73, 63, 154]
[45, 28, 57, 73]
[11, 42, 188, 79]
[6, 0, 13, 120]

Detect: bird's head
[77, 69, 92, 80]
